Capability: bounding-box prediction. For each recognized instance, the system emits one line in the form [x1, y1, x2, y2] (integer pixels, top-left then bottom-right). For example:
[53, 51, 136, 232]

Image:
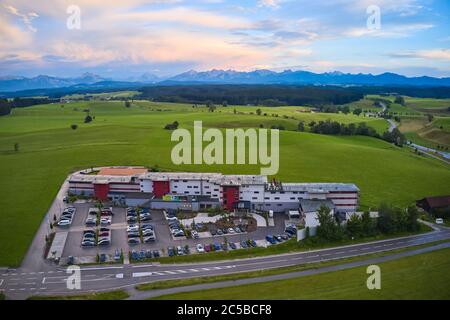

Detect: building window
[277, 204, 282, 206]
[274, 197, 280, 200]
[254, 191, 259, 194]
[252, 197, 257, 200]
[264, 197, 270, 200]
[290, 197, 295, 200]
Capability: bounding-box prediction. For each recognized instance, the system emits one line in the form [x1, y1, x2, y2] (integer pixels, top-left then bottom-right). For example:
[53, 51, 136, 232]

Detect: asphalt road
[1, 224, 449, 300]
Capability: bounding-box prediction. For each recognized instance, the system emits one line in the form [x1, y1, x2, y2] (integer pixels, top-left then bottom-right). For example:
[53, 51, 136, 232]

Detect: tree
[256, 108, 262, 116]
[14, 142, 19, 152]
[297, 121, 305, 132]
[346, 214, 363, 238]
[222, 101, 228, 107]
[84, 114, 93, 123]
[427, 114, 434, 122]
[316, 205, 344, 241]
[353, 108, 362, 116]
[71, 124, 78, 130]
[125, 100, 131, 108]
[394, 95, 406, 106]
[406, 206, 420, 232]
[361, 211, 377, 236]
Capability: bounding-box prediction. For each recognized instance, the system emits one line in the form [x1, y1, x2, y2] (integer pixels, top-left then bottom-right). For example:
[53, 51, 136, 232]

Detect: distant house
[299, 199, 335, 228]
[416, 195, 450, 213]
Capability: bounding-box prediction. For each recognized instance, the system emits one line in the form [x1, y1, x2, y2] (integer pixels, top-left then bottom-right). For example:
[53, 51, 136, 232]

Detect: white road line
[187, 269, 199, 272]
[152, 272, 165, 276]
[42, 277, 46, 284]
[164, 271, 177, 275]
[175, 270, 187, 273]
[0, 279, 3, 287]
[200, 268, 211, 271]
[132, 272, 153, 278]
[25, 282, 36, 285]
[39, 287, 47, 290]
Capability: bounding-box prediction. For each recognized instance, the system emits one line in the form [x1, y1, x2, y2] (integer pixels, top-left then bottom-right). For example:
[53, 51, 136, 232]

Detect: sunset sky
[1, 0, 449, 78]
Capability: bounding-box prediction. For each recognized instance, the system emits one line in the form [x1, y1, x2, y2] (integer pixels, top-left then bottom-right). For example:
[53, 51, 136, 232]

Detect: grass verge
[135, 238, 449, 291]
[151, 246, 450, 300]
[27, 290, 129, 300]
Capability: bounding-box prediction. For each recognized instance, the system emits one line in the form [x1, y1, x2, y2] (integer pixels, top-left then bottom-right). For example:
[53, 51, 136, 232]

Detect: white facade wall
[170, 179, 202, 195]
[239, 184, 265, 202]
[140, 179, 153, 193]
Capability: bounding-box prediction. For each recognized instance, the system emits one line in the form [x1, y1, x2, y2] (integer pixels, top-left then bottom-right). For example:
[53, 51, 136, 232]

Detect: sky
[0, 0, 449, 79]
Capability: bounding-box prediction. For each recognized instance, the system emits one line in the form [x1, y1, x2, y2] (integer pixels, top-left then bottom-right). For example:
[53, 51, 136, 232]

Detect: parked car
[141, 224, 154, 230]
[85, 217, 96, 226]
[152, 250, 160, 258]
[142, 229, 154, 236]
[131, 250, 139, 260]
[100, 217, 111, 225]
[196, 243, 205, 253]
[266, 235, 276, 244]
[436, 218, 444, 224]
[240, 240, 248, 248]
[127, 225, 139, 232]
[210, 229, 217, 236]
[177, 246, 184, 255]
[221, 243, 228, 251]
[229, 242, 237, 250]
[274, 235, 283, 242]
[143, 236, 155, 243]
[167, 247, 175, 257]
[99, 254, 107, 263]
[67, 256, 74, 265]
[145, 250, 153, 259]
[281, 234, 290, 240]
[227, 227, 235, 234]
[98, 239, 110, 246]
[234, 227, 241, 233]
[139, 250, 146, 260]
[213, 242, 221, 251]
[100, 227, 110, 232]
[114, 249, 121, 261]
[127, 232, 140, 238]
[250, 240, 257, 247]
[191, 230, 199, 239]
[81, 240, 95, 247]
[216, 229, 223, 236]
[222, 228, 228, 234]
[183, 246, 190, 254]
[128, 238, 140, 244]
[204, 244, 211, 252]
[57, 219, 72, 226]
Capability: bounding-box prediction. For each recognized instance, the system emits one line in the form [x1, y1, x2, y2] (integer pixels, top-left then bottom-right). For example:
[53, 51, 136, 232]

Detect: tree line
[313, 204, 421, 242]
[297, 119, 406, 146]
[0, 97, 59, 116]
[138, 85, 364, 106]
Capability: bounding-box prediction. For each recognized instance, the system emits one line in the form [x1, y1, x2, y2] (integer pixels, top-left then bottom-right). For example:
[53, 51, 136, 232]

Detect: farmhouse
[68, 166, 359, 214]
[416, 195, 450, 213]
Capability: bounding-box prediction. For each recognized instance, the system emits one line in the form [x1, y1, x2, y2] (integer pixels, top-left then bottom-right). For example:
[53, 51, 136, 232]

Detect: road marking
[152, 272, 165, 276]
[200, 268, 211, 271]
[40, 287, 47, 290]
[175, 270, 187, 273]
[115, 273, 124, 279]
[25, 282, 36, 285]
[164, 271, 177, 275]
[132, 272, 152, 278]
[187, 269, 199, 272]
[30, 288, 36, 290]
[42, 277, 46, 284]
[0, 279, 3, 287]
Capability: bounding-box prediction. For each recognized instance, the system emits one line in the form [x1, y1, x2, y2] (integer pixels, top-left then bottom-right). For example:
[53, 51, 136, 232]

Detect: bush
[71, 124, 78, 130]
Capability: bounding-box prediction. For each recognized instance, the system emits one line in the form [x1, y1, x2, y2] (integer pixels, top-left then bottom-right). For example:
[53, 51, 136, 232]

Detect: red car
[204, 244, 211, 252]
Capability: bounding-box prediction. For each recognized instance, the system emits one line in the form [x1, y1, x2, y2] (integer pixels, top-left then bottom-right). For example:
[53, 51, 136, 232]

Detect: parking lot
[55, 202, 290, 263]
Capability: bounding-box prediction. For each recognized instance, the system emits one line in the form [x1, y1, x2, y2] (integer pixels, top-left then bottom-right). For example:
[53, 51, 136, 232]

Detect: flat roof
[281, 183, 359, 193]
[98, 167, 148, 176]
[299, 199, 336, 212]
[69, 174, 134, 184]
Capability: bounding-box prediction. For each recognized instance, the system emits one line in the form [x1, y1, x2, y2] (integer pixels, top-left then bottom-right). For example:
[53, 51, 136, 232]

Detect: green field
[152, 247, 450, 300]
[0, 100, 449, 266]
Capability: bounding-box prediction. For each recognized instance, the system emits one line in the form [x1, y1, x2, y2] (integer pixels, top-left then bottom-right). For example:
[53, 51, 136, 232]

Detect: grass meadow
[0, 100, 449, 266]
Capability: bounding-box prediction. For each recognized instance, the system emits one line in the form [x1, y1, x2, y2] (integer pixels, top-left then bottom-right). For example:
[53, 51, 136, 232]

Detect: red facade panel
[153, 180, 170, 197]
[94, 184, 110, 200]
[222, 186, 239, 211]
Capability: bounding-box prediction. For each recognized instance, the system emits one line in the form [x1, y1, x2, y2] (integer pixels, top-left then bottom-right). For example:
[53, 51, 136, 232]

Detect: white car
[196, 244, 205, 253]
[435, 218, 444, 224]
[127, 225, 139, 232]
[100, 217, 111, 225]
[227, 228, 235, 234]
[57, 219, 72, 226]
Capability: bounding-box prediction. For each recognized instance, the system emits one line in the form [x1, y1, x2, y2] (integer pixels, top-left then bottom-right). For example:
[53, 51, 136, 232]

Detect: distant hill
[167, 69, 450, 87]
[2, 69, 450, 93]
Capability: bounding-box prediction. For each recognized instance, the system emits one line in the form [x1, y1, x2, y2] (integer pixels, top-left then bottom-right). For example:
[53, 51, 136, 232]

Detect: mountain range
[1, 69, 450, 93]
